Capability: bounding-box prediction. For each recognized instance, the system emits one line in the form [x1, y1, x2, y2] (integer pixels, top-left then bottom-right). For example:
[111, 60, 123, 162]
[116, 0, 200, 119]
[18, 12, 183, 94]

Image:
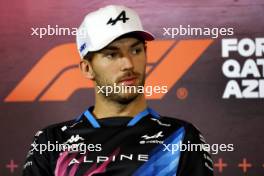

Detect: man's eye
[105, 52, 118, 59]
[131, 48, 142, 55]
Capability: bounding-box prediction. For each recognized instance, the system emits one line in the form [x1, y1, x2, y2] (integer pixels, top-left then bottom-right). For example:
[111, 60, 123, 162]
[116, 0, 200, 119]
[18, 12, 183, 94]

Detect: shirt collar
[76, 106, 160, 128]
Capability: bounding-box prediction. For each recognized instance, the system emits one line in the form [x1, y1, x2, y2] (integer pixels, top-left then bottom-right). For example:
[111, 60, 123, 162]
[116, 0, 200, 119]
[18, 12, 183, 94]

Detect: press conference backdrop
[1, 0, 264, 175]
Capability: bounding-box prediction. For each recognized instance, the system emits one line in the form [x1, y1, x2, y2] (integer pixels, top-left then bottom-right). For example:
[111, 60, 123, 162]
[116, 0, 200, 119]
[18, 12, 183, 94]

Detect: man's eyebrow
[102, 46, 119, 51]
[130, 40, 143, 47]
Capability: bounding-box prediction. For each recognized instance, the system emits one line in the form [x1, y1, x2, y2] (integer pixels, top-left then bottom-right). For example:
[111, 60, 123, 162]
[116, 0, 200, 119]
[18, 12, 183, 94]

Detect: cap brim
[132, 30, 155, 41]
[88, 30, 155, 54]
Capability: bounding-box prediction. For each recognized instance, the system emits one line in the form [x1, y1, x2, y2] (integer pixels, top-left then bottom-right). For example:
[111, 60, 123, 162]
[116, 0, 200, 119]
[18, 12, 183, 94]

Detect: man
[23, 5, 214, 176]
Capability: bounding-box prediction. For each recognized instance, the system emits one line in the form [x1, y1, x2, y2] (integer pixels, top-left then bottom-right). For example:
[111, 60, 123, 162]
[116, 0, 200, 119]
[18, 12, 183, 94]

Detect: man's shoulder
[159, 116, 195, 127]
[44, 119, 76, 130]
[159, 116, 208, 145]
[158, 116, 202, 134]
[36, 119, 77, 137]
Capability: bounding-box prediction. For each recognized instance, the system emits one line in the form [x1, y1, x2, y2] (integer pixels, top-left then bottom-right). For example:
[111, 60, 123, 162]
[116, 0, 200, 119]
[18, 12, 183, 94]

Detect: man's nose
[120, 55, 134, 71]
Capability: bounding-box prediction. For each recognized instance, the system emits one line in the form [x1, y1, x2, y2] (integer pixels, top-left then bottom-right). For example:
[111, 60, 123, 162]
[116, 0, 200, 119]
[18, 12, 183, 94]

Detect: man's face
[88, 37, 147, 103]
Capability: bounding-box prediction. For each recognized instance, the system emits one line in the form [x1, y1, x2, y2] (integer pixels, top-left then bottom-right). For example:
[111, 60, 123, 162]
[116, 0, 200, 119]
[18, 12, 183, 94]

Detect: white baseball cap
[76, 5, 154, 59]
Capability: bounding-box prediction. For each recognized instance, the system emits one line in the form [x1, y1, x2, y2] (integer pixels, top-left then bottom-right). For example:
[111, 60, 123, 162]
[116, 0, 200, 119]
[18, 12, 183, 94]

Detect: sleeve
[176, 124, 214, 176]
[22, 129, 54, 176]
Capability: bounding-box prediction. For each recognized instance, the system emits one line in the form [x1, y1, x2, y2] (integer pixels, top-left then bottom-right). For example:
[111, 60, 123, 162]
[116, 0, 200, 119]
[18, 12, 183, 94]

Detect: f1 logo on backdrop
[4, 40, 213, 102]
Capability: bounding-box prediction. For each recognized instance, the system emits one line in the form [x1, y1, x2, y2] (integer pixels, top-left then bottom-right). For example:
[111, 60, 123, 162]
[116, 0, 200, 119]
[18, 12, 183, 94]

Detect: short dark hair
[83, 52, 95, 61]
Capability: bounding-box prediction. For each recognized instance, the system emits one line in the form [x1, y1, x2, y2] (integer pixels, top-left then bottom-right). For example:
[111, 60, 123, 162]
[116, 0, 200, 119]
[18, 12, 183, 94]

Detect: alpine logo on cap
[107, 10, 129, 25]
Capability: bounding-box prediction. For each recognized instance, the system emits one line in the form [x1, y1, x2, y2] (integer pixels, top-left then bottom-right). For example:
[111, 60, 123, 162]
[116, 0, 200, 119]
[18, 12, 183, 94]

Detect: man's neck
[93, 94, 147, 119]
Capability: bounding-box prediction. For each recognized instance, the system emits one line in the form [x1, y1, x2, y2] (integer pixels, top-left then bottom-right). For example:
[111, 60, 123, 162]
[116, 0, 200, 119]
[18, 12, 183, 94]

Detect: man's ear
[79, 59, 95, 80]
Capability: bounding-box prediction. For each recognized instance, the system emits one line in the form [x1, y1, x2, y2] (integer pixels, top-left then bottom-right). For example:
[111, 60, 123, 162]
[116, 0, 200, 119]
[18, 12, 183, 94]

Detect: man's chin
[111, 93, 140, 104]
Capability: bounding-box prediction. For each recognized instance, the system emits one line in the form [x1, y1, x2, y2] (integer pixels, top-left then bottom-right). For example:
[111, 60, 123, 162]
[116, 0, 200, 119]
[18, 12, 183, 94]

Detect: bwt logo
[4, 40, 213, 102]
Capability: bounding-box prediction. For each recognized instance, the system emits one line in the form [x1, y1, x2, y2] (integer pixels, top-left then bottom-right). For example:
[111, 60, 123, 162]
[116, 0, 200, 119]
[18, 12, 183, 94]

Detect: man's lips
[118, 76, 138, 86]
